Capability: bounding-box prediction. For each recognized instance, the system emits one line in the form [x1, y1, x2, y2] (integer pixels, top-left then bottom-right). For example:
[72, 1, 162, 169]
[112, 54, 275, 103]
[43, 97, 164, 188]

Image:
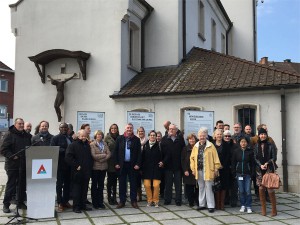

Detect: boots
[215, 191, 221, 210]
[259, 188, 266, 216]
[112, 193, 118, 205]
[220, 190, 226, 210]
[268, 191, 277, 216]
[107, 189, 113, 205]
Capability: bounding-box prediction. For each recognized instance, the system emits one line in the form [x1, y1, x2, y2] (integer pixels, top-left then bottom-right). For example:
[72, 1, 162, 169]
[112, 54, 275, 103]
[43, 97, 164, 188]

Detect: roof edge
[9, 0, 24, 8]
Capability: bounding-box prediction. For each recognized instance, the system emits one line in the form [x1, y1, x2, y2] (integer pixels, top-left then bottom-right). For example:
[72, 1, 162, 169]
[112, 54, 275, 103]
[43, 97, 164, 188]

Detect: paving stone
[280, 218, 300, 224]
[276, 198, 295, 204]
[160, 219, 193, 225]
[256, 221, 288, 225]
[273, 212, 297, 220]
[25, 221, 58, 225]
[286, 197, 300, 203]
[276, 204, 297, 211]
[286, 203, 300, 209]
[188, 217, 223, 225]
[122, 214, 152, 223]
[214, 215, 249, 224]
[284, 210, 300, 217]
[57, 211, 87, 220]
[91, 216, 124, 224]
[113, 207, 143, 215]
[149, 212, 180, 220]
[60, 218, 92, 225]
[239, 213, 274, 222]
[201, 209, 231, 216]
[174, 210, 206, 218]
[276, 193, 296, 198]
[163, 204, 191, 211]
[139, 205, 169, 213]
[86, 209, 116, 217]
[131, 222, 160, 225]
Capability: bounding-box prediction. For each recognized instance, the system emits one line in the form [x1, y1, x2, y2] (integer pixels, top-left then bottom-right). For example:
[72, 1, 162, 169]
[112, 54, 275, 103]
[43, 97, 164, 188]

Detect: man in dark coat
[114, 123, 141, 209]
[50, 122, 73, 212]
[1, 118, 31, 213]
[65, 129, 93, 213]
[161, 124, 185, 206]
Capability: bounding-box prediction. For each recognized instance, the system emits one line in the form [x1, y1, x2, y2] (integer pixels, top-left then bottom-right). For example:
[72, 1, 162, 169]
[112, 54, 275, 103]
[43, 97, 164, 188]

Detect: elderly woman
[90, 130, 111, 209]
[190, 127, 221, 213]
[141, 130, 163, 207]
[181, 133, 198, 207]
[212, 129, 231, 210]
[254, 128, 277, 216]
[104, 124, 119, 205]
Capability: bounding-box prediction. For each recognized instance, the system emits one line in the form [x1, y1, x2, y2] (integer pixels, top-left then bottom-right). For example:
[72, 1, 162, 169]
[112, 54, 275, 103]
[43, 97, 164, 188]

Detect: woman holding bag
[254, 128, 278, 216]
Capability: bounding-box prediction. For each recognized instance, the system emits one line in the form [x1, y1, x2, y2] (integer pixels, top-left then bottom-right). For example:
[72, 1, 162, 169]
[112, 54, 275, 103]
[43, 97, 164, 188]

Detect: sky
[0, 0, 300, 70]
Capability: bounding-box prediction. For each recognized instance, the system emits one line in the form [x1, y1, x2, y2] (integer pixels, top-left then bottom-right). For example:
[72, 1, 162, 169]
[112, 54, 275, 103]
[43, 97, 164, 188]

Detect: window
[234, 104, 260, 133]
[198, 1, 205, 41]
[0, 105, 7, 118]
[0, 79, 8, 92]
[221, 33, 225, 54]
[129, 21, 141, 70]
[211, 19, 216, 51]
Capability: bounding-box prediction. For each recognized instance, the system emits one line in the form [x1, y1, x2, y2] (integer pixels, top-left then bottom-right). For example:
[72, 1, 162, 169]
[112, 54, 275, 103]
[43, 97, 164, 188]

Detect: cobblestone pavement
[0, 157, 299, 225]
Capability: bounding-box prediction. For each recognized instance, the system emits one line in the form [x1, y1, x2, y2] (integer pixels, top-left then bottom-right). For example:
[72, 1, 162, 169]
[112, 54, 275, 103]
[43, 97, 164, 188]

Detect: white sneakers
[240, 206, 252, 213]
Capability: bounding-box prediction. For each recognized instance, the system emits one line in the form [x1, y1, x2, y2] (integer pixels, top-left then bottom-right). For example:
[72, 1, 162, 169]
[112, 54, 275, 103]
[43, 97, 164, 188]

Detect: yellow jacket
[190, 140, 221, 181]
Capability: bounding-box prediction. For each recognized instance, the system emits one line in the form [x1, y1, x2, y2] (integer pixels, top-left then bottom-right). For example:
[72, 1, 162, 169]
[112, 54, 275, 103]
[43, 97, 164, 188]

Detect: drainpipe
[182, 0, 186, 60]
[225, 22, 232, 55]
[280, 88, 288, 192]
[252, 0, 257, 62]
[141, 2, 154, 70]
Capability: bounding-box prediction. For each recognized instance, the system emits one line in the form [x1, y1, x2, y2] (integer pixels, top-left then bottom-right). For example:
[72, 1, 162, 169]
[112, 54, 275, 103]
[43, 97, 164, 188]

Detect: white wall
[221, 0, 256, 61]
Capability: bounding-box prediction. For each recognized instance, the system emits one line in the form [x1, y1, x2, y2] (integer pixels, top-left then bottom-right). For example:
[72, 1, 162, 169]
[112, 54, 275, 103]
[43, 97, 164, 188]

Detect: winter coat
[190, 140, 221, 181]
[65, 139, 93, 179]
[181, 144, 196, 185]
[254, 141, 277, 172]
[161, 135, 185, 171]
[0, 125, 31, 170]
[90, 140, 111, 171]
[141, 140, 162, 180]
[231, 147, 254, 177]
[32, 132, 53, 146]
[104, 133, 118, 172]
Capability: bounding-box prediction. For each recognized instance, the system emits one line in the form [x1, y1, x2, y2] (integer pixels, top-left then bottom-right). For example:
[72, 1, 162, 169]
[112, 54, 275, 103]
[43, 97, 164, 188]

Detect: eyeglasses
[224, 135, 231, 137]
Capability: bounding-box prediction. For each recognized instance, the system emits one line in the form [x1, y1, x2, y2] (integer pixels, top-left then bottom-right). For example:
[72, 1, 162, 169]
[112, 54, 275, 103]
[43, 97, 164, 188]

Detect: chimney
[259, 57, 268, 65]
[284, 59, 291, 63]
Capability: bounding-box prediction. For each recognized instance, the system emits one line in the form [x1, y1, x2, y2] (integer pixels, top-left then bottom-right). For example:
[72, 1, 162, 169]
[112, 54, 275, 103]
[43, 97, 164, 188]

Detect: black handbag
[212, 175, 222, 192]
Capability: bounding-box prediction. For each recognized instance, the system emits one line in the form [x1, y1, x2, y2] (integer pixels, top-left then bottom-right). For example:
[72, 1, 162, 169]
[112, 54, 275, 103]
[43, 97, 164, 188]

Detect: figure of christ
[47, 73, 77, 122]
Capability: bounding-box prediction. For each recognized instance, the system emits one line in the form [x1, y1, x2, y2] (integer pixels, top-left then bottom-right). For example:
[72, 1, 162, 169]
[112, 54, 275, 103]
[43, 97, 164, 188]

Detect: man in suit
[115, 123, 141, 209]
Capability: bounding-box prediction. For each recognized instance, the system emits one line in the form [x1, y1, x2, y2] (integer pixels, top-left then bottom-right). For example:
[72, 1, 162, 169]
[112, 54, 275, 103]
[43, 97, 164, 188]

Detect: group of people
[0, 118, 278, 217]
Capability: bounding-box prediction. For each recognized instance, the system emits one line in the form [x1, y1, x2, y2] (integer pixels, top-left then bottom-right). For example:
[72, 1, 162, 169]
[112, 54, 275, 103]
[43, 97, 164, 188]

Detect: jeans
[237, 174, 252, 208]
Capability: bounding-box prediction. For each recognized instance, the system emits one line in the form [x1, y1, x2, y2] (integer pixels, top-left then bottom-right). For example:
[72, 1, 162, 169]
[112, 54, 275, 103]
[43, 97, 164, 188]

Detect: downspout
[141, 2, 154, 70]
[253, 0, 257, 62]
[182, 0, 186, 60]
[280, 88, 288, 192]
[225, 22, 232, 55]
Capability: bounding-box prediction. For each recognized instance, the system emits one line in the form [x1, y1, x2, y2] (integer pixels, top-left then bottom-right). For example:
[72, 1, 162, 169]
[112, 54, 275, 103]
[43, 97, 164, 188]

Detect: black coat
[0, 125, 31, 170]
[141, 141, 162, 180]
[254, 141, 277, 172]
[232, 147, 254, 176]
[181, 144, 196, 185]
[32, 132, 53, 146]
[65, 139, 93, 178]
[114, 134, 141, 171]
[161, 135, 185, 171]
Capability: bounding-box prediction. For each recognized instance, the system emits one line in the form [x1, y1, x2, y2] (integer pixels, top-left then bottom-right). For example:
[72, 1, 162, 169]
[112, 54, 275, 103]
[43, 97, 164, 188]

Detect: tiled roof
[111, 47, 300, 98]
[267, 61, 300, 75]
[0, 61, 13, 71]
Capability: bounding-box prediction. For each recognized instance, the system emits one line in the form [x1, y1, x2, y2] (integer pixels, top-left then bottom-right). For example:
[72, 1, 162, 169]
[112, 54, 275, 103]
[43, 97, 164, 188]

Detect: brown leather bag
[262, 161, 281, 189]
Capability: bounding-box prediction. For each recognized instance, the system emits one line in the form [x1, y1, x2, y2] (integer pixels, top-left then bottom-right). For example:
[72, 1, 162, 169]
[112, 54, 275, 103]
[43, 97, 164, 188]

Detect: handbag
[261, 161, 281, 189]
[212, 175, 222, 192]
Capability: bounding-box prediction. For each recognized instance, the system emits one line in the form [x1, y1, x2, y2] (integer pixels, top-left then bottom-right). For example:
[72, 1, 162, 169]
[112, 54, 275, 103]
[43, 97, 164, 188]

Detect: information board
[127, 111, 155, 136]
[77, 111, 105, 137]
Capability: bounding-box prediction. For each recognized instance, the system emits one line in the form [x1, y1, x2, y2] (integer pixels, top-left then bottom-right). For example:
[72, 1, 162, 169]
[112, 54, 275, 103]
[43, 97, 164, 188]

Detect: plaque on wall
[77, 111, 105, 136]
[127, 111, 155, 136]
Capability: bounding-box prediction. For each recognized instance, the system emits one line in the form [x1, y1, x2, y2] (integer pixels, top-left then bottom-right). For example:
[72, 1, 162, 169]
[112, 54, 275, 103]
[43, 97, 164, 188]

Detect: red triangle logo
[37, 164, 47, 174]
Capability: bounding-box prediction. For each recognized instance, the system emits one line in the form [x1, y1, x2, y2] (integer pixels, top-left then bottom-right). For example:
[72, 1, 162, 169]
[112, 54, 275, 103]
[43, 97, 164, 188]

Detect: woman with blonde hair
[90, 130, 111, 209]
[190, 127, 221, 213]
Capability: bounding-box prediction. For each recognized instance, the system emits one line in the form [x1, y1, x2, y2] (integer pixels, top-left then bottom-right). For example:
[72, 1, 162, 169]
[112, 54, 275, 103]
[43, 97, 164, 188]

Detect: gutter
[182, 0, 186, 60]
[280, 88, 288, 192]
[252, 0, 257, 62]
[139, 0, 154, 70]
[0, 68, 14, 73]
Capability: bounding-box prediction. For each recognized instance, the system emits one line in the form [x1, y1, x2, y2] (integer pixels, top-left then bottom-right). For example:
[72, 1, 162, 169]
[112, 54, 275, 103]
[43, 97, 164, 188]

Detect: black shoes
[73, 208, 82, 213]
[82, 206, 92, 211]
[3, 205, 10, 213]
[116, 202, 125, 209]
[208, 208, 215, 213]
[176, 202, 182, 206]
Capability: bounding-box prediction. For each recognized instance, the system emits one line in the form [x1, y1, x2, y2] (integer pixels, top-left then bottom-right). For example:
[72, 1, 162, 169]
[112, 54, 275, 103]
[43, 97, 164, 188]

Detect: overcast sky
[0, 0, 300, 70]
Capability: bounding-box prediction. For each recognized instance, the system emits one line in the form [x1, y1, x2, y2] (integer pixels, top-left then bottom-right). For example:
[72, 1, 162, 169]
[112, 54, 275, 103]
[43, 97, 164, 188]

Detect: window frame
[0, 105, 7, 118]
[0, 79, 8, 92]
[198, 0, 206, 41]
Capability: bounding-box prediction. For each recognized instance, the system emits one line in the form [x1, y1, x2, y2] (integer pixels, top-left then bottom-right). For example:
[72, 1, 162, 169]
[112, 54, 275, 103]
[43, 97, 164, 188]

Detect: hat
[258, 128, 267, 135]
